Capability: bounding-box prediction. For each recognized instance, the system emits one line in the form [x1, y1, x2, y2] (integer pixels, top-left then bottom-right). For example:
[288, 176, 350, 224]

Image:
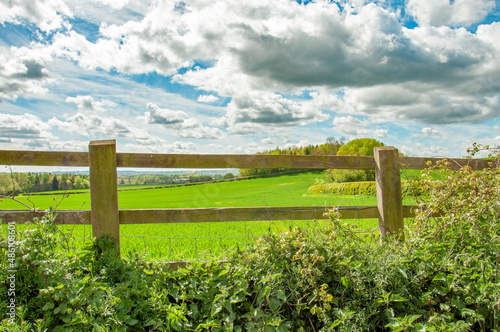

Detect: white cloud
[420, 127, 440, 137]
[0, 47, 53, 101]
[141, 103, 189, 125]
[197, 95, 219, 103]
[48, 112, 165, 147]
[332, 115, 388, 139]
[94, 0, 130, 10]
[36, 0, 500, 132]
[122, 140, 196, 153]
[0, 113, 56, 150]
[406, 0, 495, 27]
[259, 138, 276, 145]
[65, 95, 117, 113]
[0, 0, 72, 32]
[211, 92, 330, 133]
[400, 143, 449, 157]
[141, 103, 225, 139]
[48, 140, 89, 151]
[0, 113, 54, 140]
[2, 0, 500, 158]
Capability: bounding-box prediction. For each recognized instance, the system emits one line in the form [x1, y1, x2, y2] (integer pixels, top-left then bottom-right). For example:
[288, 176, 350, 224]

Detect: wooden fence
[0, 139, 492, 258]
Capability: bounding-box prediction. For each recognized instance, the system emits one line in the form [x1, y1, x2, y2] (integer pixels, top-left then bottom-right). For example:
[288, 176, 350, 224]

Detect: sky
[1, 0, 500, 171]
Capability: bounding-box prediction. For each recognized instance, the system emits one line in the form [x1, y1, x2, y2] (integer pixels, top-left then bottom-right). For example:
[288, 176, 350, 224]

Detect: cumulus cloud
[406, 0, 495, 27]
[48, 112, 164, 147]
[0, 47, 53, 101]
[209, 92, 330, 134]
[420, 127, 440, 137]
[141, 103, 225, 139]
[39, 0, 500, 130]
[197, 95, 219, 103]
[400, 143, 449, 157]
[4, 0, 500, 154]
[65, 95, 117, 113]
[0, 113, 54, 141]
[0, 0, 72, 32]
[123, 140, 196, 153]
[332, 115, 388, 139]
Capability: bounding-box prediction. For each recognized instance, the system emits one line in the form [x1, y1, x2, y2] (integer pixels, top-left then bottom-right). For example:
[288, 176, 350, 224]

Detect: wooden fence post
[374, 146, 404, 240]
[89, 140, 120, 255]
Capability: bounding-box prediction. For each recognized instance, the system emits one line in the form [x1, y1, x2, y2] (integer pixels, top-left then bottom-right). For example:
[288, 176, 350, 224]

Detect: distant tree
[51, 175, 59, 191]
[328, 138, 385, 183]
[224, 173, 235, 179]
[337, 138, 384, 157]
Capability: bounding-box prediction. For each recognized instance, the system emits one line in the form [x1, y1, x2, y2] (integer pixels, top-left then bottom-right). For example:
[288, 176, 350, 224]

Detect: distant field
[1, 172, 418, 261]
[1, 171, 418, 210]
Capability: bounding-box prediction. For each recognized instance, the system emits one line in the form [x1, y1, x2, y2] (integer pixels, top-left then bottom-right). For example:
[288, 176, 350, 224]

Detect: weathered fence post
[89, 140, 120, 255]
[374, 146, 404, 240]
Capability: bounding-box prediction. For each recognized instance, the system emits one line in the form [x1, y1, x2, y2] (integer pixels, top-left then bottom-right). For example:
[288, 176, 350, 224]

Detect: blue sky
[1, 0, 500, 171]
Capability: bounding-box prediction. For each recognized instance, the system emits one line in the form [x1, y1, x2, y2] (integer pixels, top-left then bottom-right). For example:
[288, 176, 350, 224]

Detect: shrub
[1, 144, 498, 331]
[309, 180, 418, 196]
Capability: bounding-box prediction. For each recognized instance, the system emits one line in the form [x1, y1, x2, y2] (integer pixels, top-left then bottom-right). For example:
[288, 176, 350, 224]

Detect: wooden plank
[400, 156, 491, 170]
[0, 150, 89, 167]
[0, 149, 493, 171]
[89, 140, 120, 253]
[375, 147, 404, 240]
[119, 205, 417, 224]
[0, 206, 417, 225]
[116, 153, 376, 170]
[0, 210, 90, 224]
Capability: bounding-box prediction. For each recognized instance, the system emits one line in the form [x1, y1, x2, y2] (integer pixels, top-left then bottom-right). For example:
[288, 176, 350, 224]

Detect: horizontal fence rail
[0, 150, 492, 170]
[0, 206, 420, 225]
[0, 139, 493, 261]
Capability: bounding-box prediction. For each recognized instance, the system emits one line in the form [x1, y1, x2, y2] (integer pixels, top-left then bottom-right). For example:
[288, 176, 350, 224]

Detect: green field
[1, 172, 418, 261]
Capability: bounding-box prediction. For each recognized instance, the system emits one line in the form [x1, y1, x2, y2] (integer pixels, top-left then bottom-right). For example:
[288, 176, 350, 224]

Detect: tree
[51, 175, 59, 191]
[337, 138, 384, 157]
[328, 138, 385, 183]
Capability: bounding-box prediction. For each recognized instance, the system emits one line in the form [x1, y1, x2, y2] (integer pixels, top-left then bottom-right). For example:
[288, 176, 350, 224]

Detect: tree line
[239, 137, 385, 182]
[0, 172, 90, 196]
[0, 172, 235, 196]
[239, 137, 348, 177]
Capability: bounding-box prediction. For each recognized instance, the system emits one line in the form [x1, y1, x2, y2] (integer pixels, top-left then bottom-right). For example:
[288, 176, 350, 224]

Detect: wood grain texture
[375, 147, 404, 240]
[0, 210, 90, 224]
[116, 153, 377, 170]
[0, 148, 492, 171]
[89, 140, 120, 250]
[0, 205, 418, 225]
[0, 150, 89, 167]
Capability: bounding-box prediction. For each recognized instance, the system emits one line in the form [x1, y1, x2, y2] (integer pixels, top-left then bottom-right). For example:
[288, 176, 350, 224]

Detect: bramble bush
[0, 144, 499, 331]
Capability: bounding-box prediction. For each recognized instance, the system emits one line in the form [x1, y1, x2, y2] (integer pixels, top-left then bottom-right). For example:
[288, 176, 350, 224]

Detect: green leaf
[268, 297, 281, 312]
[276, 290, 287, 301]
[341, 277, 350, 287]
[42, 302, 55, 311]
[126, 318, 139, 326]
[390, 294, 408, 302]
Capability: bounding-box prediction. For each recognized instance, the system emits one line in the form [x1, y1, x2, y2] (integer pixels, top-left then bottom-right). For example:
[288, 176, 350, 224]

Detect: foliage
[1, 144, 499, 330]
[327, 138, 385, 183]
[239, 137, 346, 178]
[309, 180, 419, 196]
[0, 172, 90, 195]
[336, 138, 385, 157]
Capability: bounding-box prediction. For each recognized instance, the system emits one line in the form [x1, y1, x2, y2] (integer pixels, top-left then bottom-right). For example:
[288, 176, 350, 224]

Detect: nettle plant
[408, 143, 500, 331]
[413, 143, 500, 242]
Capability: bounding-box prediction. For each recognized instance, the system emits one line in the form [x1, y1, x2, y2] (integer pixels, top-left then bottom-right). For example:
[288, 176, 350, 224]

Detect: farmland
[1, 171, 418, 260]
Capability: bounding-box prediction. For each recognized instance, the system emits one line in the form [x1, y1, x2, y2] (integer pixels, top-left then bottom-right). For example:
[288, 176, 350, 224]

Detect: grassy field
[1, 171, 418, 261]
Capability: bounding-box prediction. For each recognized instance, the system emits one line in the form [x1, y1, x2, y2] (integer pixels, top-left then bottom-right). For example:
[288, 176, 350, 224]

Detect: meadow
[1, 171, 418, 261]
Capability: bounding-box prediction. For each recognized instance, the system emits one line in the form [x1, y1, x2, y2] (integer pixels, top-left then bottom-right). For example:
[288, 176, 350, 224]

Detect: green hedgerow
[1, 144, 499, 331]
